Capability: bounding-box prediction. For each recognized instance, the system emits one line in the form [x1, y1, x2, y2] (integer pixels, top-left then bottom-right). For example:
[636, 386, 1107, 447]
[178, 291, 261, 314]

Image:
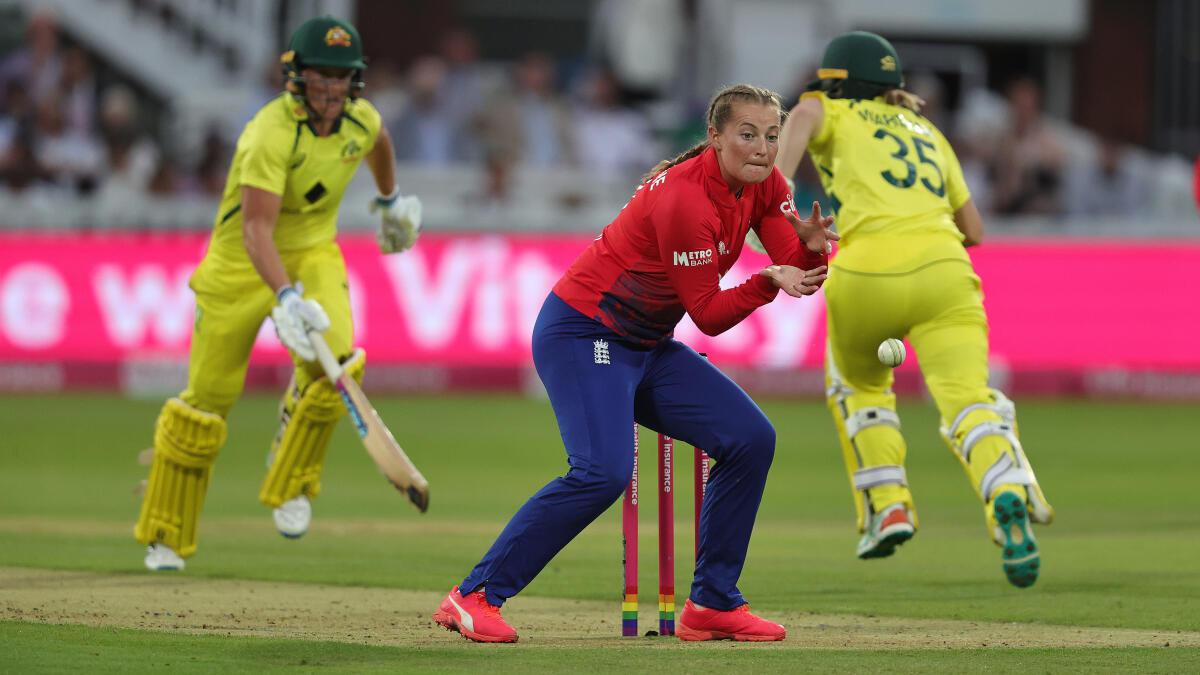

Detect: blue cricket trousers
[460, 292, 776, 610]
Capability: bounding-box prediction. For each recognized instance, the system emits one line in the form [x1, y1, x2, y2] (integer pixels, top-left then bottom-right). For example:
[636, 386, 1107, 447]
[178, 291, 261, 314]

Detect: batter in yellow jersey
[804, 91, 972, 274]
[775, 31, 1053, 588]
[134, 15, 424, 572]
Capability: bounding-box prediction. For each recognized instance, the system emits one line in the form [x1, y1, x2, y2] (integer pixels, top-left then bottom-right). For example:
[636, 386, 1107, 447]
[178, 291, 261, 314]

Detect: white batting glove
[371, 188, 422, 254]
[270, 285, 330, 362]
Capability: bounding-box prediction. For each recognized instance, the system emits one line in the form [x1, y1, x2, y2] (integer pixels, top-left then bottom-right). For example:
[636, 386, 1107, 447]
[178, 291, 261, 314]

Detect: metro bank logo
[672, 249, 713, 267]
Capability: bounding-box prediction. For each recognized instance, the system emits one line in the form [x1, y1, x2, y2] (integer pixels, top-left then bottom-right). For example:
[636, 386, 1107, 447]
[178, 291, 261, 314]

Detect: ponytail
[883, 88, 925, 113]
[823, 78, 926, 114]
[642, 141, 709, 183]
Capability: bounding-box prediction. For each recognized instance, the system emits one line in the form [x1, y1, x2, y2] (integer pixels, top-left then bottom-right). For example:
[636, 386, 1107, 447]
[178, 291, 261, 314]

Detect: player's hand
[371, 189, 422, 254]
[759, 264, 827, 298]
[786, 200, 838, 254]
[271, 285, 330, 361]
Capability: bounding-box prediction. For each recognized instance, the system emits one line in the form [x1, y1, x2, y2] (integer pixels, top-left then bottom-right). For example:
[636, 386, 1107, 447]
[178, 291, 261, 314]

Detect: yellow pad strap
[134, 398, 226, 557]
[260, 349, 365, 507]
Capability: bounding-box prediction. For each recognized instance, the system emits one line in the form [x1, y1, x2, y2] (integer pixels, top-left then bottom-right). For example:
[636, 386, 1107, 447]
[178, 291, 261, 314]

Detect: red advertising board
[0, 232, 1196, 397]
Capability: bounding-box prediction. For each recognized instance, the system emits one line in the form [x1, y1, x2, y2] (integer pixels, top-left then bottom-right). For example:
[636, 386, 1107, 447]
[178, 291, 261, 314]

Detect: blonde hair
[642, 83, 784, 183]
[883, 88, 925, 113]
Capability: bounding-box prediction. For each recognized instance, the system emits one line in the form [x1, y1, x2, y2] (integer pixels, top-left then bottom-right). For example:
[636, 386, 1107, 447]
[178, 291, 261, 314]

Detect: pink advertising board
[0, 232, 1196, 396]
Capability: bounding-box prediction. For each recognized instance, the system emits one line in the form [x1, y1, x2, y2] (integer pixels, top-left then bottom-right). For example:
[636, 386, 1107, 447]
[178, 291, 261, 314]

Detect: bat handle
[307, 330, 343, 380]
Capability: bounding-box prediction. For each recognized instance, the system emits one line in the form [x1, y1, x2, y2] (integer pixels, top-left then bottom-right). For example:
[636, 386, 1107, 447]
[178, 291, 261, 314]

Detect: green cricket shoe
[992, 490, 1040, 588]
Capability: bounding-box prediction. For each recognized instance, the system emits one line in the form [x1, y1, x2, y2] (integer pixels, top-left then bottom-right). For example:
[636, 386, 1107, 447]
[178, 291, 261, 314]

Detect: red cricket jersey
[553, 146, 826, 345]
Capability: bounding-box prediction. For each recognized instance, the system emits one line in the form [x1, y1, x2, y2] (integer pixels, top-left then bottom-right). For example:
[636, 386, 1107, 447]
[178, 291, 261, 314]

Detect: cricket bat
[308, 330, 430, 513]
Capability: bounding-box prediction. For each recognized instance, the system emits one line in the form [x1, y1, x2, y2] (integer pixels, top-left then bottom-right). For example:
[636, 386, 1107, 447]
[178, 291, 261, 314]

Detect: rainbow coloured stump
[621, 425, 709, 637]
[621, 423, 639, 637]
[658, 434, 675, 636]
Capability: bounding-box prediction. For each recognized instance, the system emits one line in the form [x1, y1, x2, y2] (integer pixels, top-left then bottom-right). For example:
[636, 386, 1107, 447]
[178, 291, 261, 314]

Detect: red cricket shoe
[432, 586, 518, 643]
[676, 599, 786, 642]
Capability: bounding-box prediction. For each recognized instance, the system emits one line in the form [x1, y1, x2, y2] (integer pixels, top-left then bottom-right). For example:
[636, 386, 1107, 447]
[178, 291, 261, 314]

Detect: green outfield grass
[1, 392, 1198, 672]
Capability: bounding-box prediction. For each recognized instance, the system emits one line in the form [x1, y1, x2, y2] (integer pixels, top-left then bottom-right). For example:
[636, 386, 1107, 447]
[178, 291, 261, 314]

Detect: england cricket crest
[594, 339, 611, 365]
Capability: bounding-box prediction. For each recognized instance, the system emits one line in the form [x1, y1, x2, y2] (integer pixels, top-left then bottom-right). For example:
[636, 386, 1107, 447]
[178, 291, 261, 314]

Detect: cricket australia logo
[593, 339, 611, 365]
[325, 26, 353, 47]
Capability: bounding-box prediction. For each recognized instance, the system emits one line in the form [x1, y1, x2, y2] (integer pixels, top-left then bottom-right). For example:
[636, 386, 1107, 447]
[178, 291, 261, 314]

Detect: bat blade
[335, 373, 430, 513]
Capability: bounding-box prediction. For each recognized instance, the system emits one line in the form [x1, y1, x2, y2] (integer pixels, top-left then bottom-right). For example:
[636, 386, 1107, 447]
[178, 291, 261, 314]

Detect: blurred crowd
[367, 28, 662, 220]
[910, 75, 1147, 220]
[0, 11, 1189, 229]
[0, 13, 228, 204]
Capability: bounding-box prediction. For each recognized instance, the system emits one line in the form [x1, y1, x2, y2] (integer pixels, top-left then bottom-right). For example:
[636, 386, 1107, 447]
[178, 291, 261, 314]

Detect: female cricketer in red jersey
[774, 31, 1054, 588]
[133, 16, 422, 571]
[434, 84, 836, 643]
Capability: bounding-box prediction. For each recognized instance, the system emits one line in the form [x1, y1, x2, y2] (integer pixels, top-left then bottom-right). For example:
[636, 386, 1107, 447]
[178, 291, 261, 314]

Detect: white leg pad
[853, 465, 908, 491]
[845, 406, 901, 439]
[980, 453, 1033, 502]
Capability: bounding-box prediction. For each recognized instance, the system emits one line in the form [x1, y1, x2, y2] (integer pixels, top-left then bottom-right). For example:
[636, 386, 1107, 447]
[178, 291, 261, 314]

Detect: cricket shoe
[677, 599, 786, 642]
[144, 543, 184, 571]
[433, 586, 518, 643]
[857, 502, 915, 559]
[992, 490, 1040, 588]
[273, 495, 311, 539]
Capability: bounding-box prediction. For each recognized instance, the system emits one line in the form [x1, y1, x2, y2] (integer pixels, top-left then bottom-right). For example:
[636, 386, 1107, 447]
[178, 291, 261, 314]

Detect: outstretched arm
[954, 198, 985, 247]
[242, 185, 289, 293]
[655, 196, 779, 337]
[753, 171, 835, 274]
[365, 126, 397, 196]
[775, 96, 824, 184]
[759, 263, 827, 298]
[243, 185, 330, 361]
[755, 199, 835, 297]
[366, 126, 422, 254]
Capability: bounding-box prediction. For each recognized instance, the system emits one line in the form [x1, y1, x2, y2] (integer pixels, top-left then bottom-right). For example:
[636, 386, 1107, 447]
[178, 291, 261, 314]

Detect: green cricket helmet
[281, 15, 366, 99]
[806, 31, 904, 100]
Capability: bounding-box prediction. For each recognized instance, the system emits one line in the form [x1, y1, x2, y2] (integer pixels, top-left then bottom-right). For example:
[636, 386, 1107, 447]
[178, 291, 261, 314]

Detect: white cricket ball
[877, 338, 906, 368]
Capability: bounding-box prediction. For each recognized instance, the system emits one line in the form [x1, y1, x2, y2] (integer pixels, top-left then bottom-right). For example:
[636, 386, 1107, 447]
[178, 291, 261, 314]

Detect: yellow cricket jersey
[207, 92, 381, 260]
[804, 91, 971, 273]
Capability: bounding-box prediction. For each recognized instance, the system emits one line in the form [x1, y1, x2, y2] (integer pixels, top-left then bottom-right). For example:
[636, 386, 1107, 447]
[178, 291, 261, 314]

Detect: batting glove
[371, 188, 422, 254]
[271, 285, 330, 362]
